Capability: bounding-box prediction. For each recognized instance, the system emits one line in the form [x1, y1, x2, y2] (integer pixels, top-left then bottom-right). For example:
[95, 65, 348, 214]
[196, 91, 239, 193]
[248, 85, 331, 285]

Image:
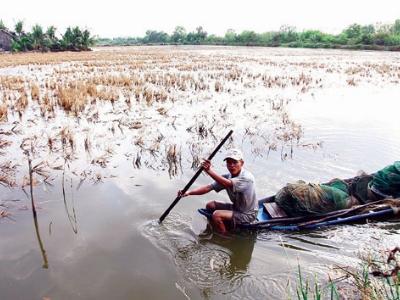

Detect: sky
[1, 0, 400, 38]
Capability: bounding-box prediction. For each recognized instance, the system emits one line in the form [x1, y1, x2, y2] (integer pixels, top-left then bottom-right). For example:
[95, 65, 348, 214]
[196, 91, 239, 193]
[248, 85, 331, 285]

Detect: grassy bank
[296, 248, 400, 299]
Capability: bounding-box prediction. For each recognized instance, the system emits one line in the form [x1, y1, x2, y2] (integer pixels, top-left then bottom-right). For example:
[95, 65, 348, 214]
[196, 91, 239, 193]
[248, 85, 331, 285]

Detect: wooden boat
[198, 196, 400, 231]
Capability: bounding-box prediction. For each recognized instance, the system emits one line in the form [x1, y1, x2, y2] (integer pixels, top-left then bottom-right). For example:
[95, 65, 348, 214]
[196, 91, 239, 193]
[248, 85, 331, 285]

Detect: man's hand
[178, 190, 189, 198]
[200, 159, 233, 189]
[201, 159, 211, 172]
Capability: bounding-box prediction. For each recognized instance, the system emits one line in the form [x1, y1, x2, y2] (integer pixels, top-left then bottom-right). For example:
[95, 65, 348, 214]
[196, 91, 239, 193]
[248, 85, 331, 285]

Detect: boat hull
[198, 197, 399, 231]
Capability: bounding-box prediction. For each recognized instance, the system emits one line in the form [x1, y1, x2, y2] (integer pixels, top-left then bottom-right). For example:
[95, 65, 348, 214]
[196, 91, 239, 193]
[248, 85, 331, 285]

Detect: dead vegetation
[56, 83, 90, 115]
[0, 161, 17, 187]
[0, 46, 397, 199]
[0, 103, 7, 122]
[166, 144, 181, 178]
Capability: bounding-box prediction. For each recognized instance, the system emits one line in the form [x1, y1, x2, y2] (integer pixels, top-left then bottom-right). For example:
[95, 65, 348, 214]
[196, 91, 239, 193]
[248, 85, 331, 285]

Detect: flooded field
[0, 46, 399, 299]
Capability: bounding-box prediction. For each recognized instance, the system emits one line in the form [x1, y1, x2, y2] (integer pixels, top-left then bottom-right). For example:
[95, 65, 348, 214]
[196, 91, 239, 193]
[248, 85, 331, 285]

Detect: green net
[371, 161, 400, 198]
[274, 162, 400, 217]
[349, 174, 373, 204]
[275, 179, 353, 217]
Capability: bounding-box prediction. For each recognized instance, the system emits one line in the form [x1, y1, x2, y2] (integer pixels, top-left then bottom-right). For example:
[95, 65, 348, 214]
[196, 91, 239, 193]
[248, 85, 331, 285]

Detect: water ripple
[141, 213, 292, 299]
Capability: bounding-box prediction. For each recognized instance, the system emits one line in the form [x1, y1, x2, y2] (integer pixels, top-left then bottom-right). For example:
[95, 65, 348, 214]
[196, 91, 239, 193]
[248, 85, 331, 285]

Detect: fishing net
[275, 179, 354, 217]
[274, 162, 400, 217]
[348, 174, 373, 204]
[371, 161, 400, 198]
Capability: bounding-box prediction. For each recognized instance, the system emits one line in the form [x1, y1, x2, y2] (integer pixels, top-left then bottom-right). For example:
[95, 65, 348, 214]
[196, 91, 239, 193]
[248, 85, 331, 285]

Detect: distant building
[0, 29, 14, 51]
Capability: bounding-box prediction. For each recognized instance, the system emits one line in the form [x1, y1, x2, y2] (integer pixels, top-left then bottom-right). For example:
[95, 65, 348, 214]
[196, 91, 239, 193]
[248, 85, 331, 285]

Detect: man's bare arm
[202, 160, 233, 189]
[179, 184, 212, 197]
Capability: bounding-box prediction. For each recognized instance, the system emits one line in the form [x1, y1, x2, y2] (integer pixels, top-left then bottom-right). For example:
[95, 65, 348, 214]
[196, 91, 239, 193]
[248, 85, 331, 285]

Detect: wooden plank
[263, 202, 288, 218]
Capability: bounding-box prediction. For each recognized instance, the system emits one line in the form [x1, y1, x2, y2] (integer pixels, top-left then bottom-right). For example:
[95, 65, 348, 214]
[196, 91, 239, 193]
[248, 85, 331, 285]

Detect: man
[179, 149, 257, 234]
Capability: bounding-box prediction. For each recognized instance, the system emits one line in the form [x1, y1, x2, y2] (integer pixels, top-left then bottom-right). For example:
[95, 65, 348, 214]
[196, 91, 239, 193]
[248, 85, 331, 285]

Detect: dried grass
[0, 76, 25, 90]
[60, 127, 74, 151]
[15, 91, 28, 115]
[56, 83, 88, 115]
[0, 161, 17, 187]
[31, 84, 40, 101]
[0, 209, 10, 218]
[0, 103, 7, 122]
[214, 81, 223, 92]
[0, 139, 12, 150]
[166, 144, 181, 177]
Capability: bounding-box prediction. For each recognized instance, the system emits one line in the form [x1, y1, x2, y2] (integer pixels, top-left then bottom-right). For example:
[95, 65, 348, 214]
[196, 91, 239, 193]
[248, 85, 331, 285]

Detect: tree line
[0, 20, 95, 52]
[98, 20, 400, 51]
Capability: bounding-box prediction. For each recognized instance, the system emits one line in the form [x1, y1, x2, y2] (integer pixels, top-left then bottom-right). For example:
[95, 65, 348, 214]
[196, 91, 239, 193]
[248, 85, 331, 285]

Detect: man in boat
[179, 149, 257, 234]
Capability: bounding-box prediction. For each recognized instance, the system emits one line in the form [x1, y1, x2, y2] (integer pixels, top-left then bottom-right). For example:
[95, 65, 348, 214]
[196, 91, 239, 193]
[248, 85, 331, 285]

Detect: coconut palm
[15, 20, 24, 36]
[45, 25, 61, 51]
[31, 24, 44, 50]
[72, 26, 83, 48]
[82, 29, 95, 49]
[46, 26, 56, 40]
[61, 27, 73, 50]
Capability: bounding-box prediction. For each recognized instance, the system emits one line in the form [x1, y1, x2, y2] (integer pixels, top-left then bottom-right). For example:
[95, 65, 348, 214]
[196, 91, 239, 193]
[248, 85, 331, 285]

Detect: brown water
[0, 46, 400, 299]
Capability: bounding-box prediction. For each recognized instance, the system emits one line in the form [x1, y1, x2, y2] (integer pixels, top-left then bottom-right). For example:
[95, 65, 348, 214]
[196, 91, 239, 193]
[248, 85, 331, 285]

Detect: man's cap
[223, 148, 244, 161]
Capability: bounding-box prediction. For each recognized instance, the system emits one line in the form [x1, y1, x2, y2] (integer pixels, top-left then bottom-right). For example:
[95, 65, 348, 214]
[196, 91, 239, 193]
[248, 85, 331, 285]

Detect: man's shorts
[213, 202, 258, 227]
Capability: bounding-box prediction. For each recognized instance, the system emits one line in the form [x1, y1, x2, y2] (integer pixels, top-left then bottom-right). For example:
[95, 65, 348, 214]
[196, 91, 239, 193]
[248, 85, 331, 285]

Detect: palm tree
[46, 26, 56, 40]
[45, 25, 60, 50]
[82, 29, 95, 49]
[61, 27, 73, 50]
[15, 20, 24, 36]
[72, 26, 83, 49]
[31, 24, 44, 50]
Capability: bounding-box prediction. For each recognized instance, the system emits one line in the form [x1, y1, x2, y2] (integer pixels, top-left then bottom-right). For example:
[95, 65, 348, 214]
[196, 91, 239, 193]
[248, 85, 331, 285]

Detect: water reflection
[143, 215, 265, 298]
[173, 232, 259, 299]
[26, 153, 49, 269]
[32, 206, 49, 269]
[198, 232, 256, 274]
[62, 163, 78, 234]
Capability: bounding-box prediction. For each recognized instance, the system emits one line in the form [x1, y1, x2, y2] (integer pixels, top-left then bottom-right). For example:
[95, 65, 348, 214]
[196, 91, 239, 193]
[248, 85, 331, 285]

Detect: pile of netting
[275, 161, 400, 217]
[275, 179, 356, 217]
[370, 161, 400, 198]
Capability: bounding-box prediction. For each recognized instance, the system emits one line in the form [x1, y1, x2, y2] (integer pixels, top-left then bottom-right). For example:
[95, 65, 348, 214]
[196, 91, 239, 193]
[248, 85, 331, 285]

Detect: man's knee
[211, 211, 228, 234]
[206, 201, 216, 211]
[212, 210, 232, 221]
[212, 211, 222, 223]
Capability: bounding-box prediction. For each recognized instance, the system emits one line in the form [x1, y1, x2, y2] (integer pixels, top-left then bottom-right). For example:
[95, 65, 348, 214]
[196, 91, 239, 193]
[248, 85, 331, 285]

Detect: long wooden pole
[159, 130, 233, 223]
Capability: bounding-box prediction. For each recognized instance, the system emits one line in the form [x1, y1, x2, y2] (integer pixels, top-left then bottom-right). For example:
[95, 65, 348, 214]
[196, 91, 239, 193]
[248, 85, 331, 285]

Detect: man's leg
[211, 210, 233, 235]
[206, 200, 217, 211]
[206, 201, 232, 212]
